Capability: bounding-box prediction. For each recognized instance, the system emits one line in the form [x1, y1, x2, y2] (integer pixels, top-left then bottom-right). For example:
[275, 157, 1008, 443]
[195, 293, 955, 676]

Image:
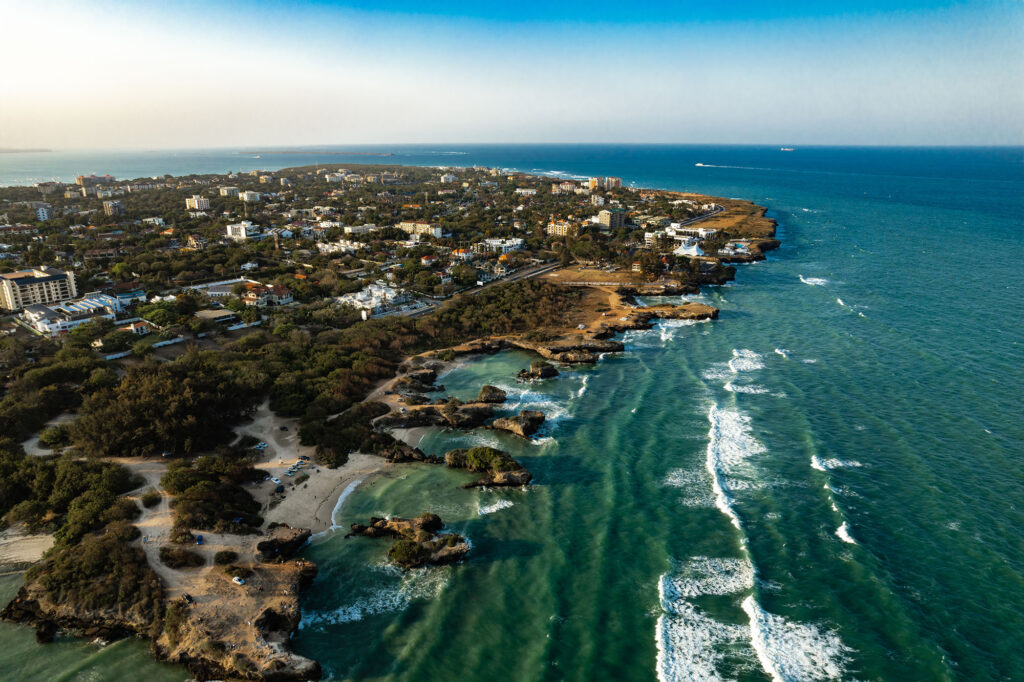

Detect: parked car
[271, 477, 282, 484]
[195, 535, 203, 545]
[232, 576, 245, 585]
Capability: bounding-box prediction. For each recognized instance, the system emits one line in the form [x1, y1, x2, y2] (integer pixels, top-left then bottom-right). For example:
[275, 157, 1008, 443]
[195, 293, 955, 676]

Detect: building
[451, 248, 472, 261]
[186, 234, 207, 250]
[598, 208, 626, 230]
[279, 177, 292, 187]
[344, 224, 379, 236]
[185, 194, 210, 210]
[239, 191, 262, 203]
[259, 175, 274, 184]
[35, 205, 54, 221]
[103, 200, 124, 216]
[546, 220, 579, 237]
[76, 174, 116, 186]
[668, 225, 718, 239]
[226, 220, 262, 241]
[440, 173, 458, 183]
[325, 172, 344, 183]
[336, 281, 409, 315]
[515, 188, 538, 196]
[0, 267, 78, 311]
[219, 186, 240, 197]
[396, 221, 442, 238]
[474, 237, 524, 254]
[317, 240, 362, 254]
[605, 177, 622, 189]
[21, 292, 122, 336]
[194, 309, 239, 326]
[591, 195, 605, 207]
[588, 177, 605, 191]
[242, 283, 293, 307]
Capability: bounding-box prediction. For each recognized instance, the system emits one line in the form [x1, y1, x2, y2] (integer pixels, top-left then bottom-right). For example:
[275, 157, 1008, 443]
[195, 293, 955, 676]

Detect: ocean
[0, 145, 1021, 681]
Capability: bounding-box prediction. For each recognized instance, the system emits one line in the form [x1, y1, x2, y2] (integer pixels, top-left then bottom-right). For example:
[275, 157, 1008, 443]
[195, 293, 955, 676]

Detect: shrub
[159, 546, 205, 569]
[141, 489, 161, 508]
[223, 564, 253, 579]
[213, 550, 238, 565]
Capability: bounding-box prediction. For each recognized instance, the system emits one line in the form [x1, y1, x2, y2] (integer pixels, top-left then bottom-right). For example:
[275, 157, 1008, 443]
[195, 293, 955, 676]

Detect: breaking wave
[478, 498, 515, 515]
[835, 522, 857, 545]
[742, 596, 850, 681]
[799, 275, 829, 286]
[728, 349, 766, 373]
[301, 566, 450, 627]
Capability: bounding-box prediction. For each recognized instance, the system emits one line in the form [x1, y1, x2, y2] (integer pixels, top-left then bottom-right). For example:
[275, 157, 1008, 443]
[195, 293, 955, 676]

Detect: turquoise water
[1, 147, 1022, 680]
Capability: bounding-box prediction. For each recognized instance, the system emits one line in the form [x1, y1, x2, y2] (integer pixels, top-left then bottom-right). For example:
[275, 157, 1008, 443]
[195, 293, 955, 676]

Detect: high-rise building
[604, 177, 622, 189]
[598, 208, 626, 229]
[0, 267, 78, 311]
[219, 186, 240, 197]
[103, 200, 124, 216]
[35, 205, 54, 221]
[239, 191, 262, 202]
[588, 177, 605, 191]
[185, 194, 210, 210]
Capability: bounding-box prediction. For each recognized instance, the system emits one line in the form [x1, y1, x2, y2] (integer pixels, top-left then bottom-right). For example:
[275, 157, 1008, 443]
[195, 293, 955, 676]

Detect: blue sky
[0, 0, 1020, 148]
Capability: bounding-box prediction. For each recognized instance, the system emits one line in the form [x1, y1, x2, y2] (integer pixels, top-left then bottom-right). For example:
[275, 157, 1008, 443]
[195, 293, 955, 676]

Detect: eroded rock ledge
[492, 410, 546, 439]
[347, 514, 470, 569]
[444, 447, 532, 488]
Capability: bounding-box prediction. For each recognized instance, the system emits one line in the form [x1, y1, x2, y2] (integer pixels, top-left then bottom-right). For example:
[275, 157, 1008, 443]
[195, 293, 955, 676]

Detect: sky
[0, 0, 1021, 149]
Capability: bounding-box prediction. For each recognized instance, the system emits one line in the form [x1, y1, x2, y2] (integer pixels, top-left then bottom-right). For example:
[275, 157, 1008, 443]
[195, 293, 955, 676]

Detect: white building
[317, 240, 363, 254]
[336, 281, 409, 314]
[514, 188, 538, 196]
[325, 172, 345, 183]
[239, 190, 262, 203]
[219, 186, 240, 197]
[225, 220, 262, 241]
[344, 224, 380, 236]
[440, 173, 458, 183]
[185, 194, 210, 210]
[21, 292, 123, 336]
[475, 237, 524, 254]
[397, 221, 442, 238]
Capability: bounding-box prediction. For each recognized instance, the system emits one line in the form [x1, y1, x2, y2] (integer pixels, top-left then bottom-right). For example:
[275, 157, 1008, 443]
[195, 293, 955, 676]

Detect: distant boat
[252, 155, 261, 158]
[695, 163, 706, 167]
[780, 147, 795, 152]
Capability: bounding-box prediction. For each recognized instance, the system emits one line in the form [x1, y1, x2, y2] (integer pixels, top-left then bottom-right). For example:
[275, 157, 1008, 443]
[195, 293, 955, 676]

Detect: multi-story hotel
[185, 194, 210, 210]
[0, 267, 78, 311]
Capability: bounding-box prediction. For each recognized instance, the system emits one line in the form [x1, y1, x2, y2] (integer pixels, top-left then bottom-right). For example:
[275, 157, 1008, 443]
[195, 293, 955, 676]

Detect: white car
[271, 477, 282, 484]
[232, 576, 245, 585]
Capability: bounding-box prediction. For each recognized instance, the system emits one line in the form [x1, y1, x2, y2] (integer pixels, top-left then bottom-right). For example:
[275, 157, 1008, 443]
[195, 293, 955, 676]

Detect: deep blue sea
[1, 145, 1022, 681]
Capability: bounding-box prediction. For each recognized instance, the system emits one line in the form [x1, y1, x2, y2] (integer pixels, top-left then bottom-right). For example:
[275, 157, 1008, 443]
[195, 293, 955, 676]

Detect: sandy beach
[0, 527, 53, 567]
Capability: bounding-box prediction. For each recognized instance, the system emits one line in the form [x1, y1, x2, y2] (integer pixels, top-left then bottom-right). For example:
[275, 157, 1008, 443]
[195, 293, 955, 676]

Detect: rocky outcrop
[256, 526, 311, 562]
[517, 360, 559, 381]
[347, 514, 470, 569]
[492, 410, 546, 439]
[393, 368, 439, 394]
[593, 303, 718, 338]
[375, 401, 493, 430]
[153, 559, 321, 681]
[476, 385, 507, 403]
[444, 447, 533, 488]
[509, 336, 624, 364]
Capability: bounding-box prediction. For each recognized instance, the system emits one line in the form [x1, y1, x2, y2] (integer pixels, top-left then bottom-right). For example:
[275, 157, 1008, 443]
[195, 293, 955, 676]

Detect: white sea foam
[656, 601, 749, 682]
[706, 405, 765, 529]
[729, 349, 766, 373]
[724, 382, 771, 394]
[662, 557, 754, 598]
[810, 455, 827, 472]
[742, 596, 850, 681]
[802, 358, 818, 364]
[836, 298, 846, 307]
[478, 498, 515, 515]
[799, 275, 829, 286]
[835, 523, 857, 544]
[702, 364, 732, 381]
[576, 374, 591, 398]
[774, 348, 790, 358]
[301, 566, 450, 627]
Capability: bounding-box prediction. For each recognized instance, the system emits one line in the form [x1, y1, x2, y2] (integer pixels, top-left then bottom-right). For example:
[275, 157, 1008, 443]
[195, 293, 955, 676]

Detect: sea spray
[741, 596, 850, 681]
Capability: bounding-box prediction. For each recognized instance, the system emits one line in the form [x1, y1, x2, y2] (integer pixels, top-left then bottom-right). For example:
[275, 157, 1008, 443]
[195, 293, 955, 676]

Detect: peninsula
[0, 163, 776, 680]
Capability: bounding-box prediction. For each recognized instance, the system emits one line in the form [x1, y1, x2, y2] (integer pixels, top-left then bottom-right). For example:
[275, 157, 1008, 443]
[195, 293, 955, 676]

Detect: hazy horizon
[2, 0, 1022, 150]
